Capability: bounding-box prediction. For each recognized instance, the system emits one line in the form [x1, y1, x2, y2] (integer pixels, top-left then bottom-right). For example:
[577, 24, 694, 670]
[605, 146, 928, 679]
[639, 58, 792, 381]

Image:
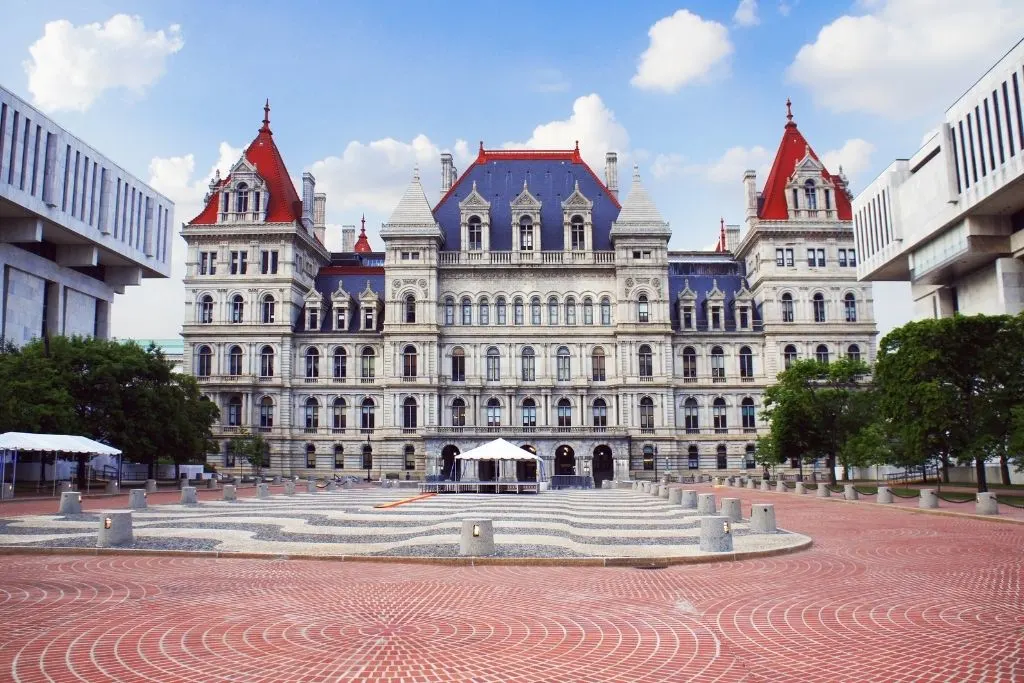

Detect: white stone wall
[3, 267, 44, 345]
[63, 287, 96, 337]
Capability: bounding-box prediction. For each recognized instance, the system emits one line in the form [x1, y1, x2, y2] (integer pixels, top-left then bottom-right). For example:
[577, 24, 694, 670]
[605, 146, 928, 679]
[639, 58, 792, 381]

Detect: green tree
[229, 428, 269, 476]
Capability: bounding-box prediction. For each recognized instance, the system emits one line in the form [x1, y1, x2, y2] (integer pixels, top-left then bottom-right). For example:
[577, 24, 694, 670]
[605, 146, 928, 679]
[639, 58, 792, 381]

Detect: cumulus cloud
[787, 0, 1024, 118]
[631, 10, 733, 93]
[821, 138, 875, 182]
[504, 94, 629, 170]
[734, 0, 760, 27]
[687, 145, 772, 184]
[23, 14, 183, 113]
[650, 153, 686, 179]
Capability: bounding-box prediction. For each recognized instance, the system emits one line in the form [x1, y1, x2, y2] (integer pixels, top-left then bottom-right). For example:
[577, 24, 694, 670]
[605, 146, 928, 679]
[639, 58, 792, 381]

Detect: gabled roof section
[610, 165, 670, 242]
[758, 100, 852, 221]
[387, 167, 438, 226]
[190, 101, 303, 225]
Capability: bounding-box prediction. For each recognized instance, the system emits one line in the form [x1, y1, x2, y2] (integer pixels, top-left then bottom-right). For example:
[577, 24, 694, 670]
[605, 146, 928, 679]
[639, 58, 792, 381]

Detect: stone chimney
[743, 169, 758, 226]
[301, 172, 316, 232]
[440, 153, 454, 197]
[341, 226, 356, 253]
[605, 152, 619, 198]
[726, 224, 741, 252]
[313, 193, 327, 244]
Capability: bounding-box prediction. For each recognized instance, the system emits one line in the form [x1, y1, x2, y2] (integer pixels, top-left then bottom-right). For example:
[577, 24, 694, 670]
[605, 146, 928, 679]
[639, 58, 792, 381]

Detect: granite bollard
[713, 477, 723, 487]
[180, 486, 198, 504]
[817, 482, 831, 498]
[284, 481, 296, 495]
[668, 488, 683, 504]
[306, 480, 317, 494]
[699, 515, 734, 552]
[206, 478, 217, 489]
[145, 479, 158, 493]
[776, 480, 787, 493]
[721, 497, 742, 522]
[97, 510, 133, 547]
[257, 483, 270, 499]
[326, 481, 336, 491]
[844, 484, 859, 501]
[659, 485, 670, 499]
[105, 480, 119, 495]
[919, 489, 938, 509]
[697, 492, 717, 514]
[760, 479, 771, 491]
[222, 485, 237, 501]
[2, 483, 15, 499]
[750, 503, 777, 533]
[272, 476, 282, 484]
[58, 491, 82, 514]
[976, 492, 998, 515]
[128, 489, 147, 509]
[680, 490, 698, 509]
[795, 482, 807, 495]
[746, 478, 756, 490]
[877, 486, 893, 504]
[459, 518, 495, 556]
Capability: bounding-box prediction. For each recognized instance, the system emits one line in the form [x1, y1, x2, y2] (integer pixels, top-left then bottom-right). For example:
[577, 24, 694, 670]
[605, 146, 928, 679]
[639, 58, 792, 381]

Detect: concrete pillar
[697, 493, 717, 514]
[0, 483, 12, 499]
[206, 478, 217, 489]
[180, 486, 197, 504]
[843, 484, 858, 501]
[817, 483, 830, 498]
[680, 490, 698, 509]
[128, 489, 147, 509]
[919, 489, 938, 509]
[746, 478, 756, 490]
[750, 504, 776, 533]
[760, 479, 770, 491]
[795, 482, 807, 495]
[97, 510, 133, 547]
[659, 485, 669, 499]
[668, 488, 683, 504]
[699, 515, 733, 552]
[326, 481, 336, 491]
[776, 480, 786, 493]
[145, 479, 157, 493]
[306, 480, 317, 494]
[976, 492, 998, 515]
[713, 477, 723, 487]
[721, 497, 741, 522]
[105, 480, 119, 495]
[58, 491, 82, 514]
[223, 485, 237, 501]
[257, 483, 270, 499]
[632, 481, 639, 490]
[284, 481, 296, 495]
[272, 475, 282, 484]
[877, 486, 893, 504]
[459, 518, 495, 556]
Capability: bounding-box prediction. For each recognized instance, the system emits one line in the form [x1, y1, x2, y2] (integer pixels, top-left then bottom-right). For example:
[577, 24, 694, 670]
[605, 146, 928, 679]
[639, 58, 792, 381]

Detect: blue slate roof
[433, 155, 620, 251]
[297, 258, 385, 332]
[667, 257, 762, 331]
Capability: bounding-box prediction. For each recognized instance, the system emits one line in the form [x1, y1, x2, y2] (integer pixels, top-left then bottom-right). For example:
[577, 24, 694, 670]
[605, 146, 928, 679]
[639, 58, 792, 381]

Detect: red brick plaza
[0, 486, 1021, 682]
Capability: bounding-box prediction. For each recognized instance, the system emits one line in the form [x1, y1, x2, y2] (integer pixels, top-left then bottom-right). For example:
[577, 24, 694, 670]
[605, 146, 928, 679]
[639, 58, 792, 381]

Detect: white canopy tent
[455, 438, 542, 462]
[0, 432, 122, 495]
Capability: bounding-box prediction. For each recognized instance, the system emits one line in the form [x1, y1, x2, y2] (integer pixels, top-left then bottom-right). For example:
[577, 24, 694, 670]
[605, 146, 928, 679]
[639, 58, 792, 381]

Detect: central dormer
[217, 159, 269, 223]
[510, 179, 542, 252]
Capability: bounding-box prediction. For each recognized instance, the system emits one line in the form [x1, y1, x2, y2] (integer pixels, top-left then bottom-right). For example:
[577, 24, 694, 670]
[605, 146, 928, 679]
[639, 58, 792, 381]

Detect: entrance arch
[592, 445, 613, 487]
[441, 444, 460, 480]
[517, 444, 538, 481]
[555, 444, 575, 476]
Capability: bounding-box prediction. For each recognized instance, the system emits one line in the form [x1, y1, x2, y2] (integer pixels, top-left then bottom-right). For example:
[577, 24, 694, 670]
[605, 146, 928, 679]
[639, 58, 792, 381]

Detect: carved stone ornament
[418, 278, 427, 289]
[625, 278, 634, 288]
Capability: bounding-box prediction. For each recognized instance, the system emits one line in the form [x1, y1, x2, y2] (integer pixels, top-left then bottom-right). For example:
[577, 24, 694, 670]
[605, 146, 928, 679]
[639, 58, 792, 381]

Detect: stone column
[976, 492, 998, 515]
[919, 489, 938, 509]
[699, 516, 733, 552]
[843, 484, 858, 500]
[750, 504, 776, 533]
[223, 485, 237, 501]
[817, 483, 830, 497]
[795, 482, 807, 495]
[721, 497, 741, 522]
[877, 486, 893, 504]
[257, 483, 270, 498]
[459, 519, 494, 556]
[760, 479, 770, 491]
[680, 490, 698, 509]
[145, 479, 158, 492]
[180, 486, 197, 504]
[284, 480, 296, 495]
[668, 488, 683, 504]
[97, 510, 133, 547]
[58, 491, 82, 514]
[776, 480, 786, 492]
[697, 493, 717, 514]
[128, 489, 147, 509]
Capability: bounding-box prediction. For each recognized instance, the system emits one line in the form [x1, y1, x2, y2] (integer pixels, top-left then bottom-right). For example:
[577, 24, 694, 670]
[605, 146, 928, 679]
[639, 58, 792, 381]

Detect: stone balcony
[438, 250, 615, 267]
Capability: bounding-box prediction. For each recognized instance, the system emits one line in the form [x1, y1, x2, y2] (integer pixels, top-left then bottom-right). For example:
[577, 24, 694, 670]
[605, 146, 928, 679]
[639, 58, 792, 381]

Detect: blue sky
[1, 0, 1021, 338]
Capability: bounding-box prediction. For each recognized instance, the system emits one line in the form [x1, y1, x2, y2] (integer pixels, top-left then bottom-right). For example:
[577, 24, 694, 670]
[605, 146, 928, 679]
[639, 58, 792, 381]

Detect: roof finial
[361, 214, 365, 231]
[479, 140, 484, 152]
[261, 98, 271, 133]
[632, 163, 640, 182]
[413, 164, 420, 182]
[574, 140, 579, 152]
[785, 97, 795, 126]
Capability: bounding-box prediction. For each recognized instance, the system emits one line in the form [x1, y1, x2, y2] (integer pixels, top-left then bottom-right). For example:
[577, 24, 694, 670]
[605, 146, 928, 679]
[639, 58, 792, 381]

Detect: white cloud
[504, 94, 629, 171]
[821, 138, 875, 181]
[650, 153, 686, 179]
[778, 0, 797, 17]
[734, 0, 760, 27]
[23, 14, 183, 113]
[687, 145, 772, 184]
[631, 10, 733, 93]
[787, 0, 1024, 118]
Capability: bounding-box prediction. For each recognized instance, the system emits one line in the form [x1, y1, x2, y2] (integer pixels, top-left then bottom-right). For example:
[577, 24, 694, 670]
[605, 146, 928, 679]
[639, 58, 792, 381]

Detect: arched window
[716, 444, 728, 469]
[514, 297, 524, 325]
[444, 297, 455, 326]
[486, 398, 501, 429]
[361, 347, 375, 378]
[682, 346, 697, 380]
[844, 292, 857, 322]
[600, 297, 612, 325]
[739, 346, 753, 378]
[496, 297, 507, 325]
[304, 397, 319, 430]
[332, 397, 346, 432]
[230, 294, 244, 323]
[570, 215, 585, 250]
[816, 344, 830, 364]
[522, 398, 537, 429]
[591, 347, 606, 381]
[687, 444, 699, 469]
[642, 444, 654, 471]
[741, 397, 756, 432]
[467, 215, 482, 250]
[583, 297, 594, 325]
[479, 297, 489, 325]
[404, 444, 416, 470]
[639, 397, 654, 433]
[259, 396, 274, 428]
[565, 297, 576, 325]
[261, 294, 276, 323]
[305, 347, 320, 379]
[196, 345, 212, 377]
[847, 344, 861, 362]
[235, 182, 249, 213]
[228, 345, 243, 376]
[451, 398, 466, 428]
[556, 398, 572, 430]
[684, 397, 699, 433]
[813, 293, 826, 323]
[713, 397, 727, 433]
[403, 345, 417, 378]
[711, 346, 726, 381]
[405, 295, 416, 324]
[780, 292, 794, 323]
[260, 346, 274, 377]
[461, 297, 472, 325]
[556, 346, 571, 381]
[519, 216, 534, 251]
[485, 346, 500, 381]
[198, 294, 213, 324]
[548, 296, 559, 325]
[333, 347, 347, 379]
[306, 443, 316, 468]
[804, 179, 817, 210]
[638, 344, 653, 378]
[451, 347, 465, 382]
[227, 396, 242, 426]
[334, 444, 344, 469]
[637, 294, 649, 323]
[592, 398, 607, 429]
[783, 344, 798, 369]
[521, 346, 536, 381]
[403, 397, 418, 430]
[360, 398, 375, 431]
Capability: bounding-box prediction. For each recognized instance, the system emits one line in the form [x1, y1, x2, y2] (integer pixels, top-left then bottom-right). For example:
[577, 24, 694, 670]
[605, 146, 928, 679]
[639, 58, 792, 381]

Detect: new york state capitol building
[183, 103, 877, 485]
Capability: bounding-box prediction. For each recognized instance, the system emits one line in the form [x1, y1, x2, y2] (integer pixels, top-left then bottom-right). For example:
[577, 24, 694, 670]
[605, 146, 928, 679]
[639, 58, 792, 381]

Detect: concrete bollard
[776, 480, 787, 493]
[817, 483, 831, 498]
[206, 478, 217, 489]
[59, 481, 74, 493]
[750, 504, 777, 533]
[326, 481, 336, 491]
[877, 486, 893, 504]
[697, 492, 717, 514]
[760, 479, 770, 491]
[844, 484, 859, 501]
[713, 477, 723, 487]
[918, 489, 938, 509]
[97, 510, 133, 547]
[680, 490, 698, 509]
[254, 476, 263, 485]
[668, 488, 683, 505]
[632, 481, 639, 490]
[459, 518, 495, 556]
[699, 515, 734, 553]
[105, 480, 119, 495]
[342, 480, 353, 489]
[128, 489, 147, 510]
[976, 492, 998, 515]
[223, 485, 237, 501]
[306, 480, 317, 494]
[795, 482, 807, 495]
[659, 485, 670, 499]
[601, 480, 611, 489]
[272, 476, 282, 484]
[284, 481, 296, 495]
[257, 483, 270, 499]
[180, 486, 197, 504]
[747, 478, 756, 490]
[0, 483, 13, 499]
[721, 497, 742, 522]
[145, 479, 158, 493]
[58, 491, 82, 514]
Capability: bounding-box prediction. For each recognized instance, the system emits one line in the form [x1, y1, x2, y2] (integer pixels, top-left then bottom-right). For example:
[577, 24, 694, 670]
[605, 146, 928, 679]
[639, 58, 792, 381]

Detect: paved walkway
[0, 484, 1021, 682]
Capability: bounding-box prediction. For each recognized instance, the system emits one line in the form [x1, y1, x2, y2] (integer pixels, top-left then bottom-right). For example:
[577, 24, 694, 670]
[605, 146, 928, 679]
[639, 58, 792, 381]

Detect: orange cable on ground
[373, 492, 436, 509]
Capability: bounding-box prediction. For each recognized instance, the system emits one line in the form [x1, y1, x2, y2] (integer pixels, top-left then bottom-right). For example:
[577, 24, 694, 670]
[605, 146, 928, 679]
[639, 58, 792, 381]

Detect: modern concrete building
[853, 38, 1024, 318]
[0, 85, 173, 346]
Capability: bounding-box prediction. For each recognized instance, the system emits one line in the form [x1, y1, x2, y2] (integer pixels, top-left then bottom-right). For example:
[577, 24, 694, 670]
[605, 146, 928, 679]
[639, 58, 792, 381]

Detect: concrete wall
[64, 287, 96, 337]
[3, 266, 44, 345]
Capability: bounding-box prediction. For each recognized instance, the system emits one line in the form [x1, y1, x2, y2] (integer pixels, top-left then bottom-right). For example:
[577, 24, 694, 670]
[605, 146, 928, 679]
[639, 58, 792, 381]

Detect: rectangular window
[522, 354, 535, 381]
[775, 248, 784, 267]
[486, 354, 499, 381]
[711, 307, 721, 329]
[200, 252, 208, 275]
[739, 307, 749, 329]
[270, 250, 279, 274]
[308, 308, 318, 330]
[230, 251, 239, 274]
[451, 354, 465, 382]
[838, 249, 847, 267]
[239, 251, 248, 275]
[848, 249, 857, 267]
[807, 248, 816, 267]
[785, 249, 794, 267]
[817, 248, 825, 267]
[683, 307, 693, 329]
[496, 302, 506, 325]
[824, 188, 831, 210]
[363, 309, 374, 330]
[592, 354, 605, 382]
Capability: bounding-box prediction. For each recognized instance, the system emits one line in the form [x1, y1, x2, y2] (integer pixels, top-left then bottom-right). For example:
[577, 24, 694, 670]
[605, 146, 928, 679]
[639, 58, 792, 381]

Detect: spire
[612, 164, 668, 230]
[260, 99, 272, 134]
[354, 224, 372, 253]
[785, 97, 795, 128]
[386, 165, 437, 226]
[361, 214, 365, 231]
[716, 217, 727, 252]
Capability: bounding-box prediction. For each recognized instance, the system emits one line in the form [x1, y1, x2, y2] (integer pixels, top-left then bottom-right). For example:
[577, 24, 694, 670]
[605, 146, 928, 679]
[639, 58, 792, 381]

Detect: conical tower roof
[386, 166, 438, 226]
[610, 165, 670, 240]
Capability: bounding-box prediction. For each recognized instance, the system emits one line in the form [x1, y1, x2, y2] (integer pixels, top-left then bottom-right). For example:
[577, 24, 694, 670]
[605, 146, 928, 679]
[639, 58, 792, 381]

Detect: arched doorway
[592, 445, 613, 487]
[555, 444, 575, 476]
[517, 444, 538, 481]
[441, 444, 460, 480]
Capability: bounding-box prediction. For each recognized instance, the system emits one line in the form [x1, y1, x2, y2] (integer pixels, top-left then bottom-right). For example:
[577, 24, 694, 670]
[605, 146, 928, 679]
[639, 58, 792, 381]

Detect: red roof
[758, 103, 852, 221]
[189, 102, 304, 225]
[353, 225, 373, 253]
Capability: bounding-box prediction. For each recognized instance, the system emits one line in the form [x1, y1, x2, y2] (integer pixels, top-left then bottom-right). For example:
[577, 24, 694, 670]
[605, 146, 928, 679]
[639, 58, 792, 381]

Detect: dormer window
[519, 217, 534, 251]
[804, 179, 817, 210]
[711, 306, 721, 329]
[308, 307, 318, 330]
[363, 307, 375, 330]
[683, 306, 694, 329]
[335, 306, 348, 330]
[467, 216, 482, 251]
[739, 306, 749, 329]
[236, 183, 249, 213]
[570, 215, 585, 250]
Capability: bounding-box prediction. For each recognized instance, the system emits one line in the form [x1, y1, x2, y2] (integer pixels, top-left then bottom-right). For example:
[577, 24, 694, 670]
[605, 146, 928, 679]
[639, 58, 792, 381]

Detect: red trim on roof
[353, 225, 373, 253]
[318, 266, 385, 276]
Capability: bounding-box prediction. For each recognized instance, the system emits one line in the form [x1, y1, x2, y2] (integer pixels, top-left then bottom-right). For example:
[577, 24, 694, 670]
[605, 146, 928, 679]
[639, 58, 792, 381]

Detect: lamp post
[653, 445, 658, 481]
[363, 431, 372, 483]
